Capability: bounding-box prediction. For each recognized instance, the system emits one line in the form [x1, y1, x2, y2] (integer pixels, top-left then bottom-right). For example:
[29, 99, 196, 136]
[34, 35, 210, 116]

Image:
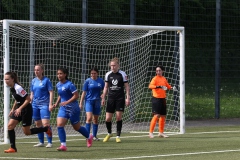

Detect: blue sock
[78, 126, 89, 139]
[38, 127, 44, 143]
[85, 123, 91, 134]
[57, 127, 66, 143]
[92, 124, 98, 137]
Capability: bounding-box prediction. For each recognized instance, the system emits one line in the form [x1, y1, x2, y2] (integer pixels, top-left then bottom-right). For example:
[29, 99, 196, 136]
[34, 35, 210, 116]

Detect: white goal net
[0, 20, 185, 143]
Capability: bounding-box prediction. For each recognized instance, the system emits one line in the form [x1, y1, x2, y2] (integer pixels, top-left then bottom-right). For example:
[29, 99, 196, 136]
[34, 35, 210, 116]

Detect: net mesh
[0, 22, 181, 141]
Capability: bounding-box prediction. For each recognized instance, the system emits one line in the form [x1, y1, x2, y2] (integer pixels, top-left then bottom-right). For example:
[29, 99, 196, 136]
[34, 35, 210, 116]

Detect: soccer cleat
[46, 126, 52, 137]
[149, 133, 154, 138]
[93, 137, 100, 141]
[4, 148, 17, 153]
[158, 133, 169, 138]
[46, 143, 53, 148]
[103, 134, 113, 142]
[57, 145, 67, 151]
[87, 134, 93, 148]
[33, 143, 44, 147]
[116, 137, 121, 143]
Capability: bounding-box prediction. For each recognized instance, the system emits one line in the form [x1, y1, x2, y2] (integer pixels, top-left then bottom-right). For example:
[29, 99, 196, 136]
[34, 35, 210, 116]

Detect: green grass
[1, 125, 240, 160]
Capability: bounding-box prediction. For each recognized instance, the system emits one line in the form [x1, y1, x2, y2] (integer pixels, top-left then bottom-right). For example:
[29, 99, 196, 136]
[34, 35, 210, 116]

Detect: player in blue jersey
[101, 57, 130, 143]
[79, 67, 104, 141]
[50, 67, 93, 151]
[30, 64, 53, 148]
[4, 71, 52, 153]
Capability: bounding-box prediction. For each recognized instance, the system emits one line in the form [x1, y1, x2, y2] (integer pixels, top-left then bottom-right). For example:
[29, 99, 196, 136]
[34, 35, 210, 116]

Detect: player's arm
[49, 90, 54, 108]
[79, 91, 86, 110]
[51, 96, 61, 111]
[30, 91, 33, 103]
[149, 77, 158, 89]
[101, 82, 108, 106]
[124, 82, 130, 106]
[14, 95, 31, 117]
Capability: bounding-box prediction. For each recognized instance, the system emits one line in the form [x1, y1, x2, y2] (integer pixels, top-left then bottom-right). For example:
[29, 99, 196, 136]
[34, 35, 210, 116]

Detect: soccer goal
[0, 19, 185, 144]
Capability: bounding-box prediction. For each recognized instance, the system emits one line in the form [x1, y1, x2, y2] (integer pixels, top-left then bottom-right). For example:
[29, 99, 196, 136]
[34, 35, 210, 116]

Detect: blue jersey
[83, 77, 104, 101]
[56, 80, 78, 107]
[31, 76, 53, 106]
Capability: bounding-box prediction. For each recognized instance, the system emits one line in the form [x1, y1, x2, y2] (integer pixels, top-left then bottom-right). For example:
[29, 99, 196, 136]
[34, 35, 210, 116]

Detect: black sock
[8, 129, 17, 151]
[30, 126, 48, 134]
[116, 120, 122, 137]
[117, 120, 122, 137]
[106, 121, 112, 134]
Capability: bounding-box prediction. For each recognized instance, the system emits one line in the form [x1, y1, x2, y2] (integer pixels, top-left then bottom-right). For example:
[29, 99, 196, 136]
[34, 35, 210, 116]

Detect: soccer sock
[57, 127, 66, 144]
[106, 121, 112, 134]
[37, 127, 44, 143]
[85, 123, 91, 134]
[149, 115, 158, 133]
[92, 123, 98, 137]
[159, 116, 166, 133]
[116, 120, 122, 137]
[30, 126, 48, 134]
[45, 126, 52, 144]
[78, 126, 89, 139]
[8, 129, 17, 151]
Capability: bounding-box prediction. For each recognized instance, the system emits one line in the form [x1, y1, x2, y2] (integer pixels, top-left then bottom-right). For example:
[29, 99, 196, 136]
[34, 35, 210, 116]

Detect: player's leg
[85, 100, 93, 135]
[32, 107, 44, 147]
[92, 99, 101, 141]
[56, 108, 68, 151]
[4, 119, 19, 153]
[71, 105, 93, 148]
[115, 98, 125, 143]
[40, 105, 52, 147]
[103, 99, 115, 142]
[158, 98, 169, 138]
[149, 97, 161, 138]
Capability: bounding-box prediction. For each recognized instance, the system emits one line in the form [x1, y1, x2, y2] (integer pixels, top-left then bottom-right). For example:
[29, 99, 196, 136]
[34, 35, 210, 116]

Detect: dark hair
[90, 66, 99, 74]
[57, 67, 69, 80]
[5, 71, 22, 86]
[156, 65, 164, 71]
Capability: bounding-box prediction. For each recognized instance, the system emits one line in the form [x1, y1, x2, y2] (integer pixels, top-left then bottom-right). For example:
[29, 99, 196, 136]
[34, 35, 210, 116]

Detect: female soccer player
[79, 67, 104, 141]
[30, 64, 53, 148]
[50, 67, 93, 151]
[4, 71, 52, 153]
[101, 57, 130, 143]
[148, 65, 175, 138]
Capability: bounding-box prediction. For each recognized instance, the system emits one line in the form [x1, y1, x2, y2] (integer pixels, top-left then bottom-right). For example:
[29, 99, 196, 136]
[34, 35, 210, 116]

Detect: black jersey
[104, 70, 128, 99]
[10, 83, 29, 108]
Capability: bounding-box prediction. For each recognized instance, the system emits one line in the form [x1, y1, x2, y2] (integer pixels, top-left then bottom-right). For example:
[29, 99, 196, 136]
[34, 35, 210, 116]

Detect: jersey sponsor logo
[98, 83, 102, 87]
[21, 89, 26, 95]
[112, 79, 118, 85]
[61, 87, 66, 91]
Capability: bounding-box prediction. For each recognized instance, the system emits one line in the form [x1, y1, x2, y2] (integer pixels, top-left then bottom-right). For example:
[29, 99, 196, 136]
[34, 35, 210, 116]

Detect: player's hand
[101, 99, 105, 106]
[172, 86, 178, 91]
[60, 101, 67, 106]
[125, 98, 130, 106]
[14, 108, 22, 117]
[9, 110, 14, 117]
[79, 103, 83, 110]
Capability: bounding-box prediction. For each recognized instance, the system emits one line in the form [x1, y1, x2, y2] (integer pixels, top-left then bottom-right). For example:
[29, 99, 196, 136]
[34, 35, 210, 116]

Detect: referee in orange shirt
[148, 65, 174, 138]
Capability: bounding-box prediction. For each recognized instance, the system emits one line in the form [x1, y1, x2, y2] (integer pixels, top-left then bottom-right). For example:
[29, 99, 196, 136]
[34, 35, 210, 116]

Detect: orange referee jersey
[149, 75, 171, 98]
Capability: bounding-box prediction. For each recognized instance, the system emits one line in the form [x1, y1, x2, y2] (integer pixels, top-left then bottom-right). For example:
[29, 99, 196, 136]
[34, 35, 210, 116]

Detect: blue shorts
[85, 100, 101, 115]
[32, 104, 51, 121]
[57, 105, 80, 125]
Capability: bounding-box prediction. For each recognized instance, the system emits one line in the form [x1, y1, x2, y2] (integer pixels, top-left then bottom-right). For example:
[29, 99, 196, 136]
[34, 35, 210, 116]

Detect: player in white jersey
[101, 57, 130, 143]
[30, 64, 53, 148]
[4, 71, 52, 153]
[50, 67, 93, 151]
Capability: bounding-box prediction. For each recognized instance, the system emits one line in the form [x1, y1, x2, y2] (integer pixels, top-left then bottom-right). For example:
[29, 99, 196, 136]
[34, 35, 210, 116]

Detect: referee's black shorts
[151, 97, 166, 115]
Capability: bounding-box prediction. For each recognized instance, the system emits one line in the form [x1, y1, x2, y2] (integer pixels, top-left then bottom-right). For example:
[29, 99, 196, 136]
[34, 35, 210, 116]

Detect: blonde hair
[35, 63, 45, 76]
[109, 57, 120, 66]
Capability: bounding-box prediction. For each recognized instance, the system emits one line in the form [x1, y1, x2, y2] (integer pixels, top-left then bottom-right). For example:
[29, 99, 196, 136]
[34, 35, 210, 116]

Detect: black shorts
[10, 105, 33, 126]
[106, 98, 125, 113]
[151, 97, 167, 115]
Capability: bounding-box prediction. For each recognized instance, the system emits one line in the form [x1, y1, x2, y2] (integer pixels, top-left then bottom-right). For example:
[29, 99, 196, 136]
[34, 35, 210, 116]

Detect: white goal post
[0, 19, 185, 144]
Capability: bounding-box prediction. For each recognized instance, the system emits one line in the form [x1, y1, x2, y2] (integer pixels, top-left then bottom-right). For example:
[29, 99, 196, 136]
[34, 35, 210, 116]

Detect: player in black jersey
[101, 57, 130, 143]
[4, 71, 52, 153]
